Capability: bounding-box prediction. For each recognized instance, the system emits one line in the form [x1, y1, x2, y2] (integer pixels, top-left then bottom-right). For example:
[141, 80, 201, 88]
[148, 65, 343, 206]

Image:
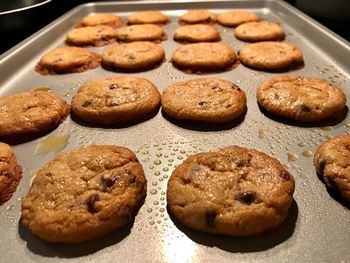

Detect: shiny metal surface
[0, 1, 349, 262]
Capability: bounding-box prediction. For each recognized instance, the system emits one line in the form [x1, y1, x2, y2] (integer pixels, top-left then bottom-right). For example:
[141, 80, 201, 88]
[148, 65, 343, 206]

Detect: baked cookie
[161, 78, 246, 123]
[35, 47, 101, 75]
[102, 41, 165, 72]
[22, 145, 147, 243]
[314, 134, 350, 201]
[171, 42, 237, 73]
[239, 41, 304, 71]
[217, 11, 259, 27]
[167, 146, 295, 236]
[66, 25, 117, 47]
[116, 24, 166, 42]
[127, 11, 169, 25]
[79, 13, 123, 27]
[0, 142, 23, 204]
[257, 76, 346, 122]
[173, 24, 220, 43]
[179, 10, 216, 24]
[72, 76, 161, 125]
[0, 91, 70, 140]
[235, 21, 284, 42]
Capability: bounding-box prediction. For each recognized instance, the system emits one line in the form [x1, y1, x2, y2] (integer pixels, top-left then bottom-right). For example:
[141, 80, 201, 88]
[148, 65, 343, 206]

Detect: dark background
[0, 0, 349, 55]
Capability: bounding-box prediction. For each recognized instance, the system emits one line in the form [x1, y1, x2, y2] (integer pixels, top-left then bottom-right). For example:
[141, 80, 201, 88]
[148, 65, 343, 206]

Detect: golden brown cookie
[256, 76, 346, 122]
[116, 24, 166, 42]
[239, 41, 304, 71]
[22, 145, 147, 243]
[161, 78, 246, 123]
[102, 41, 165, 72]
[217, 11, 259, 27]
[171, 42, 237, 73]
[314, 134, 350, 201]
[79, 13, 123, 27]
[127, 11, 169, 25]
[167, 146, 295, 236]
[72, 76, 161, 125]
[0, 142, 22, 204]
[235, 21, 285, 42]
[0, 91, 70, 141]
[35, 47, 101, 75]
[179, 10, 216, 24]
[66, 25, 117, 47]
[173, 24, 220, 43]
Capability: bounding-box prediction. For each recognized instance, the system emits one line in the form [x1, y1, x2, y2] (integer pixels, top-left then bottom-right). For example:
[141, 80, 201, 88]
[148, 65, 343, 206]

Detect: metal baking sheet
[0, 0, 349, 262]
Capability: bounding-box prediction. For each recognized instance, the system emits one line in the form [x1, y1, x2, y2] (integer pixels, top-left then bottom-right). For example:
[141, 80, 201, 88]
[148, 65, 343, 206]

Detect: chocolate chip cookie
[102, 41, 165, 72]
[66, 25, 117, 46]
[72, 76, 161, 125]
[0, 142, 22, 204]
[217, 11, 259, 27]
[127, 11, 169, 25]
[167, 146, 295, 236]
[22, 145, 147, 243]
[235, 21, 285, 42]
[161, 78, 246, 123]
[179, 10, 217, 24]
[79, 13, 123, 27]
[239, 41, 304, 71]
[35, 47, 101, 75]
[256, 76, 346, 122]
[314, 134, 350, 201]
[173, 24, 220, 43]
[171, 42, 237, 73]
[116, 24, 166, 42]
[0, 91, 70, 141]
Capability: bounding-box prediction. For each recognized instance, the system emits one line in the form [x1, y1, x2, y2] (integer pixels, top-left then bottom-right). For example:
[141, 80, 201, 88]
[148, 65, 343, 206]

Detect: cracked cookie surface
[79, 13, 123, 27]
[314, 134, 350, 201]
[235, 21, 284, 42]
[171, 42, 236, 73]
[173, 24, 220, 43]
[239, 41, 303, 71]
[161, 78, 246, 123]
[21, 145, 147, 243]
[127, 11, 169, 25]
[66, 25, 117, 46]
[72, 76, 161, 125]
[0, 91, 69, 139]
[102, 41, 165, 72]
[257, 76, 346, 122]
[217, 11, 259, 27]
[117, 24, 166, 42]
[35, 47, 101, 75]
[179, 10, 216, 24]
[0, 142, 22, 204]
[167, 146, 295, 236]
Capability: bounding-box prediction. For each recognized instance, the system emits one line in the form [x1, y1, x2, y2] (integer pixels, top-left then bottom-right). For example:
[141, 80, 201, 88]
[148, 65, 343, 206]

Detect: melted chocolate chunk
[109, 83, 119, 90]
[205, 211, 217, 227]
[82, 100, 92, 107]
[300, 104, 311, 113]
[101, 174, 119, 188]
[85, 193, 99, 213]
[235, 159, 247, 168]
[129, 174, 136, 185]
[234, 190, 258, 205]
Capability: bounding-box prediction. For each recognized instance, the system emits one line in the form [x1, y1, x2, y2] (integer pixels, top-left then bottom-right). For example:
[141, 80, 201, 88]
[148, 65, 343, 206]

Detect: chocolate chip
[300, 104, 311, 113]
[128, 54, 136, 60]
[205, 211, 217, 226]
[234, 190, 258, 205]
[235, 159, 246, 168]
[129, 174, 136, 185]
[82, 100, 92, 107]
[182, 178, 191, 185]
[280, 170, 291, 180]
[109, 83, 119, 90]
[85, 193, 99, 213]
[231, 84, 241, 91]
[0, 171, 10, 177]
[101, 174, 119, 188]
